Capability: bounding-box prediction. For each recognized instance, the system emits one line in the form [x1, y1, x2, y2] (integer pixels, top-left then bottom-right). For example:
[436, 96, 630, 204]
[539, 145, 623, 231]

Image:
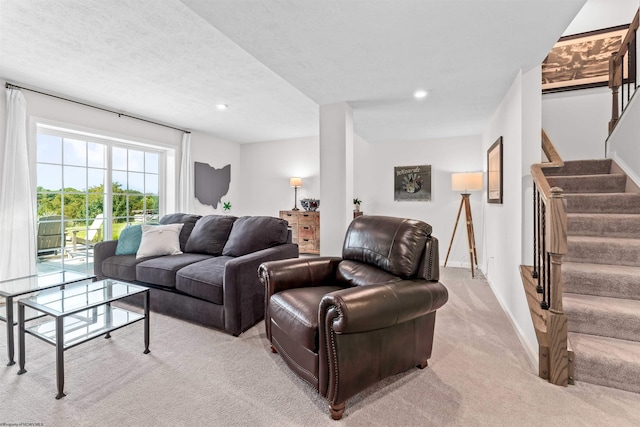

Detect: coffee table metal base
[17, 281, 150, 399]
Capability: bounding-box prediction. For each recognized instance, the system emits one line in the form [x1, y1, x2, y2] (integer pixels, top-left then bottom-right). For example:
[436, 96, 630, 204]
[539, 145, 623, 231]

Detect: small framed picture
[394, 165, 431, 201]
[487, 137, 503, 204]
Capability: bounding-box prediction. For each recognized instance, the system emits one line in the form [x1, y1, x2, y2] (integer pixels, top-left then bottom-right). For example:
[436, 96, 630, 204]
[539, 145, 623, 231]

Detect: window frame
[31, 118, 177, 267]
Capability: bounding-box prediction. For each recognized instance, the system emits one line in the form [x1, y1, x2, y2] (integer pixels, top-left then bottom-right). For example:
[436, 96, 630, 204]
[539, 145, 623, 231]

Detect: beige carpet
[2, 267, 640, 426]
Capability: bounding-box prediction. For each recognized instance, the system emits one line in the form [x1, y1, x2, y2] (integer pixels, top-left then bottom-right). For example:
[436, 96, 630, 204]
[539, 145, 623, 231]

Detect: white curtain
[0, 88, 36, 280]
[178, 132, 193, 213]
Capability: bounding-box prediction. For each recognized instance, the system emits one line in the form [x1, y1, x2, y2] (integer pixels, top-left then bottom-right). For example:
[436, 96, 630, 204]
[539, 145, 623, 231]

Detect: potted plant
[353, 198, 362, 212]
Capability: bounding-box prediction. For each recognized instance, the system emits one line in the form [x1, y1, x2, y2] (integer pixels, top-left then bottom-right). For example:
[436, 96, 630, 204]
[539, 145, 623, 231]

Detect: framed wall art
[542, 24, 633, 93]
[394, 165, 431, 201]
[487, 137, 503, 204]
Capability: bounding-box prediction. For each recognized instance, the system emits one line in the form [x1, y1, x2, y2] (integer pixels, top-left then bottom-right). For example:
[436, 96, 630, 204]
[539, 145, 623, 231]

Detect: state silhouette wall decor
[194, 162, 231, 209]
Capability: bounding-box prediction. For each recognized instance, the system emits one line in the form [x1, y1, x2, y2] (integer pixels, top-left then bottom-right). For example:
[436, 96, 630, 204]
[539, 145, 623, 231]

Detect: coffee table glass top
[0, 270, 95, 298]
[0, 270, 96, 324]
[20, 279, 148, 349]
[20, 279, 147, 316]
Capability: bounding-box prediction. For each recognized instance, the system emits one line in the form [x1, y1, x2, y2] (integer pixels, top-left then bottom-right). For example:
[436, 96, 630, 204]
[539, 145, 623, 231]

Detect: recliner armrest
[258, 257, 342, 296]
[319, 279, 448, 334]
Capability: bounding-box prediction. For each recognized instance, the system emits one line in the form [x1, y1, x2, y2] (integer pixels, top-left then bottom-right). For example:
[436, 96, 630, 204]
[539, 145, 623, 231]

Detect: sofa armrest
[319, 279, 448, 334]
[93, 240, 118, 280]
[258, 256, 343, 296]
[223, 243, 299, 336]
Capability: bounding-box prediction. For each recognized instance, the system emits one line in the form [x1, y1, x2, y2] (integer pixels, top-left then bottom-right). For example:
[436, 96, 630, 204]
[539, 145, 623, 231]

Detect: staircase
[544, 159, 640, 393]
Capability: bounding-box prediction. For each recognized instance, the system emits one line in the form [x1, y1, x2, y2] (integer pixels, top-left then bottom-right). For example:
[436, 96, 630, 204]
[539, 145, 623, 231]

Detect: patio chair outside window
[71, 213, 104, 251]
[37, 216, 66, 257]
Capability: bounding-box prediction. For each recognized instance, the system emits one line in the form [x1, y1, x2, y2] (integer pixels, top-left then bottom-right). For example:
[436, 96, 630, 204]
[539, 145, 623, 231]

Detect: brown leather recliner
[258, 215, 449, 420]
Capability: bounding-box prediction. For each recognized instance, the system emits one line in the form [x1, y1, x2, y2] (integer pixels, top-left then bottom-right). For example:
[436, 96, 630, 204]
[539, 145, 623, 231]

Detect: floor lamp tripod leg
[462, 195, 477, 278]
[444, 196, 465, 267]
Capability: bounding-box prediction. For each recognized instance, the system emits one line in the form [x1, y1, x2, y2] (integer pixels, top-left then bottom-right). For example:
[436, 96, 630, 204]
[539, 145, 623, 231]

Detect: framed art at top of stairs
[542, 24, 632, 93]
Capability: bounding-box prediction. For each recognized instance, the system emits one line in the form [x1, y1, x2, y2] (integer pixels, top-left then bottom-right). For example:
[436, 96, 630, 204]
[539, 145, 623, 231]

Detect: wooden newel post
[546, 187, 568, 386]
[609, 52, 621, 133]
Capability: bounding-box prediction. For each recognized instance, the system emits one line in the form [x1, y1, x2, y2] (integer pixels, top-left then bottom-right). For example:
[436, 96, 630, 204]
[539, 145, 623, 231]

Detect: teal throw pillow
[115, 225, 143, 255]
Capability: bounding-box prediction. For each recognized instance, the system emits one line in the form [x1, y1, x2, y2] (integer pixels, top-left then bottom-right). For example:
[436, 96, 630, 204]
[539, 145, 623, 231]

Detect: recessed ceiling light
[413, 90, 428, 99]
[216, 103, 228, 110]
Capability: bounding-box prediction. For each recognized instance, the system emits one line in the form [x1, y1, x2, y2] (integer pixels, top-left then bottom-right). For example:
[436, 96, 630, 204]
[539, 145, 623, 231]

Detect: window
[35, 124, 170, 272]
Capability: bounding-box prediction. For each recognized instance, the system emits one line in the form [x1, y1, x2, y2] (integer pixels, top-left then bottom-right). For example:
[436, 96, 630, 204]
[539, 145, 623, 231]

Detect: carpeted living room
[2, 0, 640, 425]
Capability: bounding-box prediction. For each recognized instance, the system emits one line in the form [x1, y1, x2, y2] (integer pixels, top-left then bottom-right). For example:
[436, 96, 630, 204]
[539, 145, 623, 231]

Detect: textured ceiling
[0, 0, 585, 143]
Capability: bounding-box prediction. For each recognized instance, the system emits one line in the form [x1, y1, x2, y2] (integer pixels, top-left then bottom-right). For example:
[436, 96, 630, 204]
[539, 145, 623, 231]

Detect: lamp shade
[290, 177, 302, 187]
[451, 172, 483, 192]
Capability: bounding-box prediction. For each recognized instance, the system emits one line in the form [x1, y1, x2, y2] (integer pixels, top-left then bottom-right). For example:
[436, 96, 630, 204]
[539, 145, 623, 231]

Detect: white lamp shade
[451, 172, 483, 192]
[290, 177, 302, 187]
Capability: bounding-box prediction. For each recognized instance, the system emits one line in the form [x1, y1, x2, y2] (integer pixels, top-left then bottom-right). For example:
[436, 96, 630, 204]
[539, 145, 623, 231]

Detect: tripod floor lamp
[444, 172, 483, 278]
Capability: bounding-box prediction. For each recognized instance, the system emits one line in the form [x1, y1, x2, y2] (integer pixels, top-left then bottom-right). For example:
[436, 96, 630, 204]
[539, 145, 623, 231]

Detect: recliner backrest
[342, 216, 431, 279]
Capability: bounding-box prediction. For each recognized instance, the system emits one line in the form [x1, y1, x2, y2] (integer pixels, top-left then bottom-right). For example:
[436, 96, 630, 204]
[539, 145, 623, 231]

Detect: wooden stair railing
[523, 130, 570, 386]
[609, 8, 639, 133]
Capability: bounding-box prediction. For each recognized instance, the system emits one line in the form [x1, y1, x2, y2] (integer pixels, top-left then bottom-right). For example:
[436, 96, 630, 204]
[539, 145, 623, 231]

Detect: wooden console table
[279, 210, 320, 254]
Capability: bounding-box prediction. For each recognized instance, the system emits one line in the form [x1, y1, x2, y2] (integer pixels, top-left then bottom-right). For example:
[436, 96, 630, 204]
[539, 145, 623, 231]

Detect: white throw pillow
[136, 223, 184, 259]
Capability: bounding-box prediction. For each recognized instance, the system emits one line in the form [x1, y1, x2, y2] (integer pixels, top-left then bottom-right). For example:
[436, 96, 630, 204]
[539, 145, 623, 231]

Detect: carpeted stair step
[563, 262, 640, 300]
[547, 174, 626, 194]
[543, 159, 612, 176]
[564, 293, 640, 342]
[569, 332, 640, 394]
[567, 213, 640, 239]
[566, 236, 640, 267]
[564, 193, 640, 214]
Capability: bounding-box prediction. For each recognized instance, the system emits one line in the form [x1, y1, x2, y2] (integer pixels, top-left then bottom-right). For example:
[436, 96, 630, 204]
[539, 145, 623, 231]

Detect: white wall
[238, 132, 484, 265]
[238, 136, 320, 217]
[481, 68, 541, 363]
[542, 0, 638, 160]
[190, 131, 241, 216]
[354, 134, 484, 269]
[607, 91, 640, 181]
[542, 88, 610, 160]
[0, 79, 240, 217]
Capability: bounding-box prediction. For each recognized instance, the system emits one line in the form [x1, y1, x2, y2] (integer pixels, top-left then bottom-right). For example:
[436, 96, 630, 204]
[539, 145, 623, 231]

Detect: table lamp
[290, 177, 302, 211]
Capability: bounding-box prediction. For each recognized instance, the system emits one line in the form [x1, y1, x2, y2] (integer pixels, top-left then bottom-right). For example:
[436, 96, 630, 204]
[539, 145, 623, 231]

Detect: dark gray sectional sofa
[93, 213, 299, 336]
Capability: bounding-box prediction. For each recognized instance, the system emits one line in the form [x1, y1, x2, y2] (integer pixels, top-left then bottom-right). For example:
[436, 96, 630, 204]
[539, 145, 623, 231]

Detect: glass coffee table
[0, 270, 96, 366]
[17, 279, 150, 399]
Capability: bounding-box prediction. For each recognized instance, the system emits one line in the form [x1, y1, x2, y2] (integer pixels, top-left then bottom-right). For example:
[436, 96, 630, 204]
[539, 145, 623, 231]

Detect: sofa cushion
[115, 225, 143, 255]
[160, 213, 202, 252]
[222, 216, 289, 257]
[175, 256, 234, 304]
[269, 286, 343, 352]
[185, 215, 237, 255]
[136, 224, 184, 259]
[102, 254, 155, 282]
[136, 253, 212, 288]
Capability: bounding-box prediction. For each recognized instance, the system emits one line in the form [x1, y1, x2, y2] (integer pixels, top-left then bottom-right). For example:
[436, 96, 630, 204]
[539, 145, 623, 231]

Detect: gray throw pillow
[185, 215, 237, 255]
[222, 216, 289, 257]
